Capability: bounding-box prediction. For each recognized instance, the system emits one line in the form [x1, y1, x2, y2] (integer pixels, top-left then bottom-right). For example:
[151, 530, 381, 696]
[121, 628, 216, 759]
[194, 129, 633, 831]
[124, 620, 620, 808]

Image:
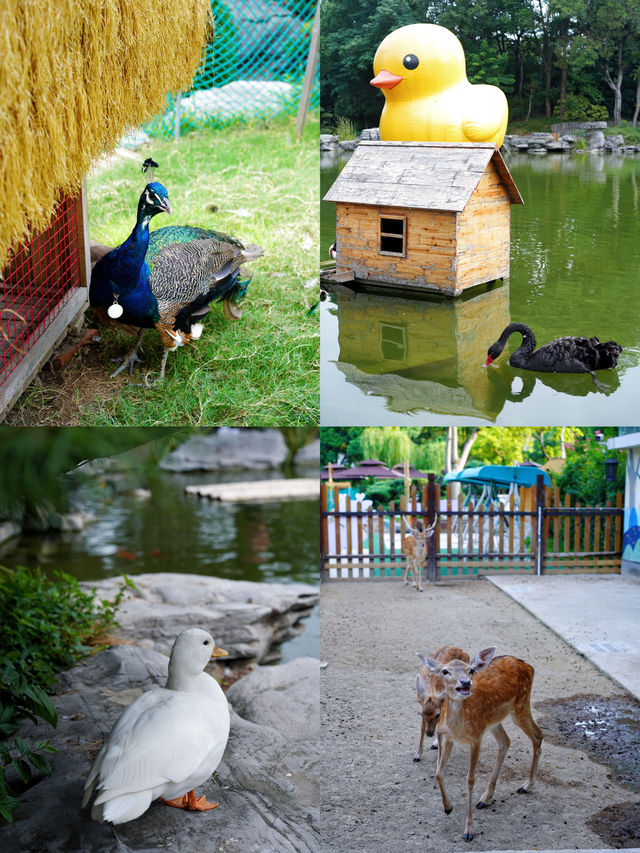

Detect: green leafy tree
[581, 0, 640, 124]
[556, 429, 625, 503]
[320, 427, 364, 466]
[0, 428, 183, 526]
[360, 426, 417, 466]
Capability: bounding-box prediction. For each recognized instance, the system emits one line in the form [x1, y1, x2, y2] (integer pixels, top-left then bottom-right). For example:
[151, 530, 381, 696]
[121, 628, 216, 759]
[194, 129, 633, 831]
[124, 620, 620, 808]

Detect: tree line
[321, 427, 625, 505]
[320, 0, 640, 130]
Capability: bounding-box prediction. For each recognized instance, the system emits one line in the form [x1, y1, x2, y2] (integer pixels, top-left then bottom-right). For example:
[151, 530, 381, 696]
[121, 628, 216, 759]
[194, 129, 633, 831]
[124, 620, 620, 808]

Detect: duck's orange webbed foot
[159, 790, 219, 811]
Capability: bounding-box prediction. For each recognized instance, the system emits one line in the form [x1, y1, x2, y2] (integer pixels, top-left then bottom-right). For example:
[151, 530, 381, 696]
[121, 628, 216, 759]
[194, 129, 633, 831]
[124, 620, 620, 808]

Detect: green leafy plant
[335, 115, 356, 141]
[0, 566, 133, 822]
[362, 478, 405, 506]
[553, 94, 608, 122]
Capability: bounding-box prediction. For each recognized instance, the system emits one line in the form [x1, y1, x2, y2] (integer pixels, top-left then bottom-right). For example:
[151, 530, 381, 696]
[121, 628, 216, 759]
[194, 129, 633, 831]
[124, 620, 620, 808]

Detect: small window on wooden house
[379, 216, 406, 256]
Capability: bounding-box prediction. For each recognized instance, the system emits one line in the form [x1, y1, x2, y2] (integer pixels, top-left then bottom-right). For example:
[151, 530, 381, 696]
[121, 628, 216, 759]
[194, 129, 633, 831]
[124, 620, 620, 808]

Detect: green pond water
[0, 466, 319, 661]
[321, 150, 640, 425]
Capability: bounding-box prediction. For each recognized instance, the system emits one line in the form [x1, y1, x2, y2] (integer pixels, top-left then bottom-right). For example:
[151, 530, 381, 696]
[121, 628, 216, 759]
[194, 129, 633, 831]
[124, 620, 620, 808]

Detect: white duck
[82, 628, 230, 824]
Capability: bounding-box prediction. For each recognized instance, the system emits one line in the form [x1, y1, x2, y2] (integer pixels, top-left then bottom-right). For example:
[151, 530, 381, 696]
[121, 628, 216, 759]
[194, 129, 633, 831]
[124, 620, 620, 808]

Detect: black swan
[485, 323, 622, 380]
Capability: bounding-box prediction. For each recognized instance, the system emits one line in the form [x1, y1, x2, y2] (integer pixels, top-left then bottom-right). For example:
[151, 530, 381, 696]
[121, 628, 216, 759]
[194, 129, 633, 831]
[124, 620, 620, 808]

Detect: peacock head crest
[138, 182, 172, 220]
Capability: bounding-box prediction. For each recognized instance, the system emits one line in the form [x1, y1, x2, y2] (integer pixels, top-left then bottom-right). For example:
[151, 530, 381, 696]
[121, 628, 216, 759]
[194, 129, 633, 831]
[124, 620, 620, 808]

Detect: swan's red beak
[485, 355, 494, 366]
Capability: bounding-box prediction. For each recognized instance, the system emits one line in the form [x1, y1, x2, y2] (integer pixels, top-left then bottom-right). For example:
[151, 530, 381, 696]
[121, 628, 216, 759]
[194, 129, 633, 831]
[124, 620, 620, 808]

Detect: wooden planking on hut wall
[456, 164, 511, 288]
[336, 202, 458, 291]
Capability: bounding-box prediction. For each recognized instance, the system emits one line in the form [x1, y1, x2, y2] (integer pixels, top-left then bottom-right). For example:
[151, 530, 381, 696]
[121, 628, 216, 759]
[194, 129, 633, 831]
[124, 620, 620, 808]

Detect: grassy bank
[8, 116, 319, 426]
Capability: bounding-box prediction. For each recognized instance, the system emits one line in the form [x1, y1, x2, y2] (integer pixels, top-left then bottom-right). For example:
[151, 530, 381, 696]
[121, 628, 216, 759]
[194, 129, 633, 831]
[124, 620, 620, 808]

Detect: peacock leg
[158, 347, 170, 381]
[223, 299, 242, 320]
[110, 329, 145, 378]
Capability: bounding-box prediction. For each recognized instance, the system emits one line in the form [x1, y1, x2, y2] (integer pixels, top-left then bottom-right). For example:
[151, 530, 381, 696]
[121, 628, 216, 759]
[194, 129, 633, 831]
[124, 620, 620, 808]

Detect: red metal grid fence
[0, 194, 83, 386]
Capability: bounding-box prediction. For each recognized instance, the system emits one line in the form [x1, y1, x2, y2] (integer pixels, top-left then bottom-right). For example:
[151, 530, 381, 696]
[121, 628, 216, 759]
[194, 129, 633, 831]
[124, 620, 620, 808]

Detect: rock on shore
[159, 428, 319, 473]
[0, 573, 320, 852]
[85, 572, 318, 665]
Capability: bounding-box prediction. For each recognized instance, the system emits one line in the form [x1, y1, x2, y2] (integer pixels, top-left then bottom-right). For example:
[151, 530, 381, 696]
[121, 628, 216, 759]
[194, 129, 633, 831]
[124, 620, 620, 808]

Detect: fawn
[414, 645, 470, 762]
[400, 517, 437, 592]
[424, 646, 543, 842]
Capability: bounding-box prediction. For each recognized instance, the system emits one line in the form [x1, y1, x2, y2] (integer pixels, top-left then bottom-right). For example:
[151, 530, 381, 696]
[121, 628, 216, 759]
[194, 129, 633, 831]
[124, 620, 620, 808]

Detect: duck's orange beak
[211, 645, 228, 658]
[370, 70, 403, 89]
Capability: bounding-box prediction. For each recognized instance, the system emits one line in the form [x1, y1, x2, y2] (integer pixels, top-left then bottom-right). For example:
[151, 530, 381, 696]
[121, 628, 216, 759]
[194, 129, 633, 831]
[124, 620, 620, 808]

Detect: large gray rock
[320, 134, 338, 150]
[160, 428, 288, 471]
[84, 573, 319, 665]
[0, 646, 319, 852]
[530, 132, 554, 144]
[584, 122, 607, 149]
[604, 134, 625, 149]
[506, 134, 531, 149]
[546, 140, 572, 151]
[295, 438, 320, 466]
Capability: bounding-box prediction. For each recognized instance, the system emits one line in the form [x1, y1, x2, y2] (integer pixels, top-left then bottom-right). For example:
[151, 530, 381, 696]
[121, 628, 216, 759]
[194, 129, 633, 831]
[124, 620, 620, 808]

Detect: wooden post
[333, 486, 341, 577]
[295, 1, 320, 141]
[320, 484, 328, 581]
[426, 473, 438, 582]
[174, 91, 182, 141]
[535, 474, 546, 575]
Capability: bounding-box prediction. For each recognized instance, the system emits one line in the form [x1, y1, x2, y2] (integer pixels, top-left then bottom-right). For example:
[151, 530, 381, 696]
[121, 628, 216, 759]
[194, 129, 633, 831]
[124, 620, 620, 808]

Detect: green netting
[146, 0, 319, 137]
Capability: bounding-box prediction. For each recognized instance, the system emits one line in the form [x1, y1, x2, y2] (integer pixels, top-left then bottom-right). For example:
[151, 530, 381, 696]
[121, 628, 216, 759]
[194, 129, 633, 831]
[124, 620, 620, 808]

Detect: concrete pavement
[487, 574, 640, 701]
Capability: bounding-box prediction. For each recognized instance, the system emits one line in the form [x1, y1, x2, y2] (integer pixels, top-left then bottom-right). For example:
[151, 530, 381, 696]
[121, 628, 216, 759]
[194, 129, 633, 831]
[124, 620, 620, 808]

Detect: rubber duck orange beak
[370, 70, 403, 89]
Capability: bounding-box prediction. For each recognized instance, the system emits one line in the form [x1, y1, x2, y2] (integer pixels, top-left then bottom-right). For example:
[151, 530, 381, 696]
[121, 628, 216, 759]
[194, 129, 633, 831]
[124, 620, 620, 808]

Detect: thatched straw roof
[0, 0, 212, 267]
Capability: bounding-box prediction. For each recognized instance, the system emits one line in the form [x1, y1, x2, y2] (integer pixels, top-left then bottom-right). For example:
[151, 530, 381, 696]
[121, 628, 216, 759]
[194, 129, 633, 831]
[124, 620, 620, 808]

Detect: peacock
[89, 181, 262, 380]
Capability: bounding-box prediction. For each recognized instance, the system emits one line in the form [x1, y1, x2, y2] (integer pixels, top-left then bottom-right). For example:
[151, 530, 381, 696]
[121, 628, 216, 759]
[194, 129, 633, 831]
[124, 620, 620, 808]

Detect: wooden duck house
[323, 141, 523, 297]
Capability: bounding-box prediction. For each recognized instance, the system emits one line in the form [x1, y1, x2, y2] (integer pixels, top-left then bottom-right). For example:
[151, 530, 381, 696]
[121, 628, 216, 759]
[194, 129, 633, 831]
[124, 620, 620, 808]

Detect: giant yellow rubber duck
[370, 24, 508, 147]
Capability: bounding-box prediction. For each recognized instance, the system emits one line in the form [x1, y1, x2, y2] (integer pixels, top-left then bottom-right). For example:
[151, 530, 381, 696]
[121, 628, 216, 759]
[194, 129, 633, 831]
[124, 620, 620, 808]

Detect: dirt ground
[2, 325, 152, 426]
[320, 578, 640, 852]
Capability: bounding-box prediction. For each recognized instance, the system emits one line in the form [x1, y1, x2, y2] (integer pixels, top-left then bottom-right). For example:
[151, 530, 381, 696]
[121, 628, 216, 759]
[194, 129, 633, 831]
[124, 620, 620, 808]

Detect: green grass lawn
[81, 115, 319, 426]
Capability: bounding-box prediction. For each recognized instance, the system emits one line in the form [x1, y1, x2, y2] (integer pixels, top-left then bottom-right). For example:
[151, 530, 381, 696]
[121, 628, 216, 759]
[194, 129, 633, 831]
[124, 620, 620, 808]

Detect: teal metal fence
[146, 0, 319, 138]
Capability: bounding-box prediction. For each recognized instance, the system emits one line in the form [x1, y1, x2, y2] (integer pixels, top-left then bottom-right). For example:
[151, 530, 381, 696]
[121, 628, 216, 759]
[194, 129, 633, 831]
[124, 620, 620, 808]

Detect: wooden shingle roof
[323, 141, 523, 211]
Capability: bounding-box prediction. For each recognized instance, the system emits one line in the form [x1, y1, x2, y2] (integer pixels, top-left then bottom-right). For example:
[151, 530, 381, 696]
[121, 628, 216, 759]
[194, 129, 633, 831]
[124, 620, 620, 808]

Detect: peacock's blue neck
[112, 217, 152, 293]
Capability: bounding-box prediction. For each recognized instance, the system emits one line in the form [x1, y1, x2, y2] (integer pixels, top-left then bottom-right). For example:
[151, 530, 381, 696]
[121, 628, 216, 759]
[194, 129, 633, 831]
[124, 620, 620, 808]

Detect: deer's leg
[464, 740, 481, 841]
[402, 556, 411, 585]
[477, 723, 510, 808]
[434, 734, 454, 815]
[416, 560, 423, 592]
[512, 704, 544, 793]
[414, 712, 427, 762]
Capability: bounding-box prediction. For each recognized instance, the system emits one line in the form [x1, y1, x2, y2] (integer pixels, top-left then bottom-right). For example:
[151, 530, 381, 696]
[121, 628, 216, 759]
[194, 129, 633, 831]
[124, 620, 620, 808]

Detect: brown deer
[400, 517, 437, 591]
[424, 646, 543, 842]
[414, 646, 470, 762]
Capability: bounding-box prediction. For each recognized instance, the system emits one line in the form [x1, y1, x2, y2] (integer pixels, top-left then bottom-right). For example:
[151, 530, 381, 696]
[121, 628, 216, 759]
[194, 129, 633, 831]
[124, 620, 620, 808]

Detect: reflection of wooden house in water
[333, 284, 510, 419]
[323, 141, 523, 297]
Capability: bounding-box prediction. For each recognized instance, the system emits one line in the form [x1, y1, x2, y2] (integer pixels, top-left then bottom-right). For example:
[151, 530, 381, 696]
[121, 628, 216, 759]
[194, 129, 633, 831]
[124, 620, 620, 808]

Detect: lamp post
[605, 457, 619, 483]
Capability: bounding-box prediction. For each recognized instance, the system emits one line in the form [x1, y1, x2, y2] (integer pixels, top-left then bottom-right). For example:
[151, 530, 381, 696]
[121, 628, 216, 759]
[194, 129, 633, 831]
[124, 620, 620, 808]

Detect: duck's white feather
[82, 629, 230, 824]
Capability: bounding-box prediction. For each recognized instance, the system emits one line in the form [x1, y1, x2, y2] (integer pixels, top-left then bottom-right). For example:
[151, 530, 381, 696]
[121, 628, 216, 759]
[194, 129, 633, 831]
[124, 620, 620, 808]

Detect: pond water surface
[321, 150, 640, 425]
[1, 466, 319, 660]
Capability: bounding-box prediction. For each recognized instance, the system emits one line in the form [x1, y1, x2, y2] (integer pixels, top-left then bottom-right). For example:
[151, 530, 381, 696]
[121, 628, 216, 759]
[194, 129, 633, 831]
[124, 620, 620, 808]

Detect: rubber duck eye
[403, 54, 419, 70]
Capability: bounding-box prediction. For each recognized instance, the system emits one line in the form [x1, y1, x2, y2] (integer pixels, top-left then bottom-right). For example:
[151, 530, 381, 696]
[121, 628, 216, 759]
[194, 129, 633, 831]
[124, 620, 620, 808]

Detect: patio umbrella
[443, 465, 551, 488]
[339, 459, 403, 479]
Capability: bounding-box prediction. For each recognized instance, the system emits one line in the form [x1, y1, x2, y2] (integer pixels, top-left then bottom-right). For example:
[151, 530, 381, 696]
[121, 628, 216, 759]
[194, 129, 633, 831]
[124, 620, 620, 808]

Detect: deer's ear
[416, 674, 427, 698]
[424, 657, 442, 675]
[470, 647, 496, 672]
